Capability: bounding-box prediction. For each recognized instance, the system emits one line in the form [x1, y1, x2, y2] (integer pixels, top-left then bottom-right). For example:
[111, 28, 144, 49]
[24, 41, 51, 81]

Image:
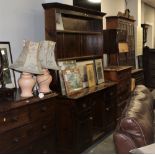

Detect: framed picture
[94, 58, 104, 84]
[76, 60, 94, 88]
[86, 63, 96, 87]
[58, 60, 76, 95]
[0, 42, 16, 88]
[62, 68, 83, 95]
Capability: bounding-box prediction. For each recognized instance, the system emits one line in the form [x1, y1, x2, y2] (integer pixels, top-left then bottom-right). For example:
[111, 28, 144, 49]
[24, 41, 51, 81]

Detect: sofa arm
[113, 132, 136, 154]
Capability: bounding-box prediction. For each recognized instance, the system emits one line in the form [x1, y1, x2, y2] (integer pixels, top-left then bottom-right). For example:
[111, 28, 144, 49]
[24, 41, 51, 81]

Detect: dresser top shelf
[42, 2, 106, 17]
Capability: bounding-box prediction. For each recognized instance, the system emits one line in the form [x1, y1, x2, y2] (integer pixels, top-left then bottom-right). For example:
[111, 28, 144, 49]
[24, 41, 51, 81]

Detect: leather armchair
[113, 85, 154, 154]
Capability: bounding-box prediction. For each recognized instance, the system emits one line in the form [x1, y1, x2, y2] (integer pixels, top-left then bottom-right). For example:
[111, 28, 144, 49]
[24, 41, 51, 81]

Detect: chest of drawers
[104, 66, 132, 119]
[0, 90, 57, 153]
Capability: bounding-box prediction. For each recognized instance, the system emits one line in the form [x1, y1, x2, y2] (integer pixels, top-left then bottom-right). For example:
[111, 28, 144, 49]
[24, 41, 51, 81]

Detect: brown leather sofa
[113, 85, 154, 154]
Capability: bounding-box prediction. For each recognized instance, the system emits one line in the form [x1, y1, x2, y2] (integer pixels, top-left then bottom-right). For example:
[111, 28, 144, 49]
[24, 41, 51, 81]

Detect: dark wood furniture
[55, 82, 117, 153]
[42, 3, 118, 153]
[0, 90, 57, 154]
[42, 2, 105, 60]
[106, 16, 135, 67]
[141, 24, 150, 46]
[143, 47, 155, 88]
[42, 2, 106, 93]
[131, 69, 144, 85]
[104, 66, 132, 119]
[103, 29, 128, 65]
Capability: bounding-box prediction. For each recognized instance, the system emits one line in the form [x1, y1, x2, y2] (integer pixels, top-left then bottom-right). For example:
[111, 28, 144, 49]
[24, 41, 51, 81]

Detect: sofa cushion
[113, 85, 154, 153]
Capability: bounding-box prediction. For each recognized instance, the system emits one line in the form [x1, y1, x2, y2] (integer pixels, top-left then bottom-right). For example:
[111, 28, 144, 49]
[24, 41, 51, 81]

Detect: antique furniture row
[0, 82, 117, 154]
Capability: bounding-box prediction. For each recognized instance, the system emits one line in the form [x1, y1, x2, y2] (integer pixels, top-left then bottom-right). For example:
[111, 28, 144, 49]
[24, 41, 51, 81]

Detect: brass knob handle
[89, 117, 93, 120]
[13, 138, 19, 143]
[41, 106, 47, 112]
[11, 116, 18, 122]
[42, 125, 47, 131]
[82, 104, 87, 108]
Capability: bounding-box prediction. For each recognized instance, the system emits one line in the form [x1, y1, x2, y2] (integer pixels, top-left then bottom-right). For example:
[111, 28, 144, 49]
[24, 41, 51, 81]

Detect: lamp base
[37, 69, 52, 93]
[18, 72, 36, 97]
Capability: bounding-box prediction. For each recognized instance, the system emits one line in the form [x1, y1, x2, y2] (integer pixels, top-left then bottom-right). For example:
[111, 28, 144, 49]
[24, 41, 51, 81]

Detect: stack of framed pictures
[58, 58, 105, 95]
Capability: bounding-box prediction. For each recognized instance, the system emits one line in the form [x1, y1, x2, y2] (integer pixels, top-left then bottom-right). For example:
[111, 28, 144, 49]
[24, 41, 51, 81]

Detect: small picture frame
[76, 60, 94, 88]
[56, 12, 64, 30]
[94, 58, 104, 84]
[0, 42, 16, 88]
[62, 68, 83, 95]
[58, 60, 76, 95]
[86, 63, 96, 87]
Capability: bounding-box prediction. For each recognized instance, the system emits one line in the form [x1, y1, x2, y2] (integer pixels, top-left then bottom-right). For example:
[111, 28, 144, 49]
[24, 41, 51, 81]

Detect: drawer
[116, 100, 128, 120]
[30, 99, 55, 121]
[0, 124, 32, 153]
[117, 79, 131, 94]
[117, 70, 131, 80]
[117, 90, 130, 103]
[0, 107, 30, 134]
[28, 117, 55, 140]
[75, 97, 92, 113]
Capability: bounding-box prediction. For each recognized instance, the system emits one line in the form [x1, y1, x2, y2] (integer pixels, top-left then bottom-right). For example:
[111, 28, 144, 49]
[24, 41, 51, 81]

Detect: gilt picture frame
[94, 58, 104, 84]
[62, 68, 83, 95]
[86, 63, 96, 87]
[0, 42, 16, 88]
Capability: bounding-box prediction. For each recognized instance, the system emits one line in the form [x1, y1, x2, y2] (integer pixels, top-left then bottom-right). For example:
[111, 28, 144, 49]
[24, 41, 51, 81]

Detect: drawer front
[75, 97, 92, 113]
[117, 70, 131, 81]
[116, 100, 128, 120]
[30, 99, 55, 121]
[104, 87, 116, 107]
[28, 117, 55, 140]
[0, 107, 29, 134]
[117, 79, 131, 94]
[0, 124, 32, 153]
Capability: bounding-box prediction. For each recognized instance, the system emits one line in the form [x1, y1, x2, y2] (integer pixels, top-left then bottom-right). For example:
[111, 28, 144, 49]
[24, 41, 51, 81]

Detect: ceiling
[142, 0, 155, 8]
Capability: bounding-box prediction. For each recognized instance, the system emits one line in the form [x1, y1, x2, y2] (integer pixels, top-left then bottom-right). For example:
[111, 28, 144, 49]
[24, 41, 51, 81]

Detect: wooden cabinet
[55, 82, 117, 153]
[104, 66, 132, 119]
[106, 16, 135, 67]
[0, 90, 57, 154]
[42, 3, 106, 59]
[143, 47, 155, 88]
[131, 69, 144, 85]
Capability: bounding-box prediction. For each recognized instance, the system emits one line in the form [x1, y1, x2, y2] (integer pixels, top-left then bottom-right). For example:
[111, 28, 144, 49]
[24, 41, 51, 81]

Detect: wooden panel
[0, 107, 29, 134]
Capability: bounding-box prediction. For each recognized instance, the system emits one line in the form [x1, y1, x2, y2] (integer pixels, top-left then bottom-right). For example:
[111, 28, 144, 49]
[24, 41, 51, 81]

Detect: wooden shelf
[57, 30, 102, 35]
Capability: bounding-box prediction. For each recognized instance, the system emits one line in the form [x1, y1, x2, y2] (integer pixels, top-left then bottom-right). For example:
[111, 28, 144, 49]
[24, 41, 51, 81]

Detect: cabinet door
[76, 97, 93, 152]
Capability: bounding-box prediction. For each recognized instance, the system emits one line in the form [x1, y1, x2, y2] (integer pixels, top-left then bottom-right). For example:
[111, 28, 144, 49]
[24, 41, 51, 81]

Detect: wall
[101, 0, 126, 29]
[0, 0, 72, 86]
[142, 3, 155, 48]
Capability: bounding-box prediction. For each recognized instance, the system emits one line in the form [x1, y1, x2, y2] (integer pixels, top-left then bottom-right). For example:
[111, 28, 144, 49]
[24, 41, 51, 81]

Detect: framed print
[58, 60, 76, 95]
[94, 58, 105, 84]
[0, 42, 16, 88]
[76, 60, 94, 88]
[62, 68, 83, 95]
[86, 63, 96, 87]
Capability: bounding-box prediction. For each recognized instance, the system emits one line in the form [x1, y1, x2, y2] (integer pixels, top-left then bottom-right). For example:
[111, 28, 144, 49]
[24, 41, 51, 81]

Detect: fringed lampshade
[37, 40, 60, 93]
[10, 40, 43, 97]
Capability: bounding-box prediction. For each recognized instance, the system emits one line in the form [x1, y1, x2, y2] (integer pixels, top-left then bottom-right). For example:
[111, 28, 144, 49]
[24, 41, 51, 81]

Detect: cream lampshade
[37, 40, 60, 93]
[10, 40, 43, 97]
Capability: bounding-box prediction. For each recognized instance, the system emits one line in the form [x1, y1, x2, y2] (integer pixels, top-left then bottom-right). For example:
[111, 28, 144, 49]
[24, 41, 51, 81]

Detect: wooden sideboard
[55, 82, 117, 153]
[0, 82, 117, 154]
[0, 90, 57, 154]
[104, 66, 132, 119]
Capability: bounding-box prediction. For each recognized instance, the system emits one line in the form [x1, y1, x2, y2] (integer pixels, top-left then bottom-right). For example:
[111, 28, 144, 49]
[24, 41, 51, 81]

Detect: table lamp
[37, 40, 60, 93]
[10, 40, 43, 97]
